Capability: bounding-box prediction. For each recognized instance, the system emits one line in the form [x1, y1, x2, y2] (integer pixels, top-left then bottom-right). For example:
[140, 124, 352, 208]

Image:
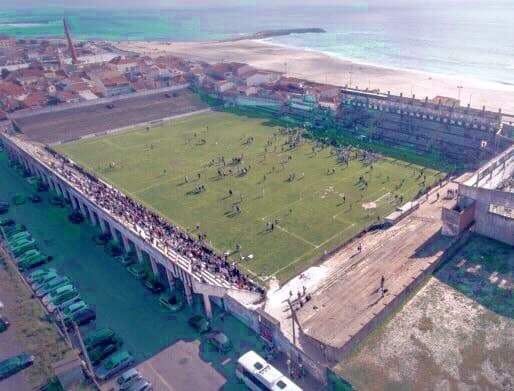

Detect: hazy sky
[1, 0, 479, 9]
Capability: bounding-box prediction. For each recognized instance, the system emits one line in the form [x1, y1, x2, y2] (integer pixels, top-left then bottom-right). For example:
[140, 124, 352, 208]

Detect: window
[242, 367, 268, 390]
[276, 380, 287, 389]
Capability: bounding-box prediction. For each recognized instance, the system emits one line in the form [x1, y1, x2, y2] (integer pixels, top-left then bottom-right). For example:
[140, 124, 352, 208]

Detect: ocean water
[1, 4, 513, 86]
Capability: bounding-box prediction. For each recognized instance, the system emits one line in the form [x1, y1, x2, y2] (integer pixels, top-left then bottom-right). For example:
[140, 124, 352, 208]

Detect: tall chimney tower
[63, 18, 79, 65]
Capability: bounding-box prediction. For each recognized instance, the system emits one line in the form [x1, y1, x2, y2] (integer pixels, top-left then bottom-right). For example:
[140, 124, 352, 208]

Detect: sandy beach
[115, 39, 514, 116]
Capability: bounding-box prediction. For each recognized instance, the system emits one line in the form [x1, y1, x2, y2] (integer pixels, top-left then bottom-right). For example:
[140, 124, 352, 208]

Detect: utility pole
[56, 308, 72, 349]
[285, 298, 303, 347]
[73, 322, 94, 379]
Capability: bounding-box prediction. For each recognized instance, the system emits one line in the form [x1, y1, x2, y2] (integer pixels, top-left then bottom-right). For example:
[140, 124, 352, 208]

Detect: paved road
[101, 341, 227, 391]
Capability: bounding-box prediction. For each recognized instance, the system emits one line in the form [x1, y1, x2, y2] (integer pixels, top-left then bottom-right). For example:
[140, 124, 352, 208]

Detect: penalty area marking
[271, 221, 356, 277]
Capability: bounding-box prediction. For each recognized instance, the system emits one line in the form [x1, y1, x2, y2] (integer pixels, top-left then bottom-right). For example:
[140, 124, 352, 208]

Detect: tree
[1, 68, 10, 80]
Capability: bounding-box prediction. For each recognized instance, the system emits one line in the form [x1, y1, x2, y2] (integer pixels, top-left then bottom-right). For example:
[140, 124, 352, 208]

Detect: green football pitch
[56, 111, 444, 283]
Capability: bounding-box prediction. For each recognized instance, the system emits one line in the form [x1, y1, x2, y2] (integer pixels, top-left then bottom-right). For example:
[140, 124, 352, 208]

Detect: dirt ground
[334, 235, 514, 391]
[0, 249, 74, 390]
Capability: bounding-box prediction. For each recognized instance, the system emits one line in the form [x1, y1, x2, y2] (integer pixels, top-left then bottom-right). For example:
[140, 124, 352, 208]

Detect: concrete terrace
[266, 180, 460, 364]
[11, 88, 208, 145]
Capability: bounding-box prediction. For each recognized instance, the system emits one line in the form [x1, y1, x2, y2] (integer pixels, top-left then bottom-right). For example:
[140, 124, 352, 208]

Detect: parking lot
[101, 341, 228, 391]
[0, 149, 274, 390]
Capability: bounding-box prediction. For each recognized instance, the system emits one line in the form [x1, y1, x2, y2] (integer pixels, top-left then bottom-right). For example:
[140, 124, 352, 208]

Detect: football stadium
[55, 110, 444, 282]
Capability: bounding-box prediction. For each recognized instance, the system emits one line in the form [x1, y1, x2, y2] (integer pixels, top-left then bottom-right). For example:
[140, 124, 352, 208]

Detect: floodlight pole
[286, 298, 296, 346]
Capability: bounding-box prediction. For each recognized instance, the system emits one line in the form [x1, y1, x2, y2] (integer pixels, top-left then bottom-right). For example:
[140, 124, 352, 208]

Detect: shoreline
[114, 38, 514, 115]
[255, 38, 514, 91]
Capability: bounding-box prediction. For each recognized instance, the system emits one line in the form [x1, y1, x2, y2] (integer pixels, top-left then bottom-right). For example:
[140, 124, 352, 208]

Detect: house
[236, 85, 260, 96]
[0, 35, 15, 49]
[20, 92, 48, 110]
[306, 83, 340, 100]
[277, 77, 306, 94]
[319, 97, 339, 112]
[206, 63, 235, 80]
[100, 75, 132, 97]
[245, 71, 280, 87]
[78, 90, 99, 101]
[214, 80, 235, 93]
[55, 90, 81, 104]
[0, 81, 25, 99]
[10, 68, 45, 87]
[109, 56, 139, 73]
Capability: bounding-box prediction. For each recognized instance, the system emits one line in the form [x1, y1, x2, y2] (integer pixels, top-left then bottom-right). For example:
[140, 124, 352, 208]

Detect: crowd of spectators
[39, 147, 263, 294]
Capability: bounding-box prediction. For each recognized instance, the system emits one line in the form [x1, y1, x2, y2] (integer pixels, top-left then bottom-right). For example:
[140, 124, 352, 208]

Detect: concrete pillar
[202, 293, 213, 319]
[135, 246, 143, 264]
[79, 202, 88, 218]
[70, 196, 78, 210]
[66, 189, 73, 202]
[53, 180, 62, 195]
[99, 218, 107, 234]
[149, 256, 159, 277]
[184, 279, 193, 307]
[110, 224, 118, 243]
[88, 208, 97, 226]
[122, 235, 131, 254]
[166, 269, 175, 290]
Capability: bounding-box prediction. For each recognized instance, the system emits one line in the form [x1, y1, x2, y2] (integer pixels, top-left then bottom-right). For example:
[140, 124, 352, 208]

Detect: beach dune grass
[56, 111, 443, 283]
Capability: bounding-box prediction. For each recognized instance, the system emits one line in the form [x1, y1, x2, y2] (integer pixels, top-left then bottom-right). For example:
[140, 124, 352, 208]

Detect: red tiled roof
[0, 81, 25, 97]
[101, 75, 129, 87]
[21, 92, 48, 109]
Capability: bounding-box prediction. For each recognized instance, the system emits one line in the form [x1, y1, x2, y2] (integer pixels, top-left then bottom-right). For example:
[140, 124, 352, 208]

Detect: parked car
[8, 231, 31, 244]
[159, 292, 184, 312]
[84, 327, 116, 350]
[42, 284, 74, 305]
[36, 276, 71, 297]
[117, 368, 142, 390]
[88, 336, 123, 365]
[127, 265, 146, 280]
[28, 194, 42, 203]
[0, 218, 15, 226]
[95, 350, 134, 380]
[115, 255, 134, 266]
[31, 271, 59, 289]
[0, 315, 9, 333]
[188, 315, 211, 334]
[207, 331, 233, 353]
[0, 353, 34, 380]
[142, 278, 165, 294]
[127, 379, 153, 391]
[16, 249, 40, 264]
[57, 300, 88, 322]
[64, 308, 96, 328]
[12, 239, 37, 256]
[4, 224, 25, 236]
[47, 292, 81, 313]
[18, 254, 52, 271]
[27, 268, 56, 284]
[0, 200, 9, 214]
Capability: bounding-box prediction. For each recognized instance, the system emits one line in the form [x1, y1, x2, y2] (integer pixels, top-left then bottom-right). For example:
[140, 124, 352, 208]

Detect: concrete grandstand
[10, 87, 208, 145]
